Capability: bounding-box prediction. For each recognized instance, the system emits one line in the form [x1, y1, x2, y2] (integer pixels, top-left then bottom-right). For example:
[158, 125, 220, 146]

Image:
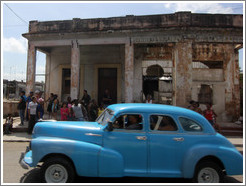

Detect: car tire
[40, 156, 75, 183]
[194, 161, 224, 183]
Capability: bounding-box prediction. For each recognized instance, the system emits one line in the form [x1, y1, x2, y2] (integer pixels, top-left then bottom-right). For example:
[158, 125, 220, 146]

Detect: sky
[1, 1, 244, 82]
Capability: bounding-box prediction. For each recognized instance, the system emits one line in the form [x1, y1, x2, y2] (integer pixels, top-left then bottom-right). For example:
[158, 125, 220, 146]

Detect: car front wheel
[41, 157, 75, 183]
[194, 161, 224, 183]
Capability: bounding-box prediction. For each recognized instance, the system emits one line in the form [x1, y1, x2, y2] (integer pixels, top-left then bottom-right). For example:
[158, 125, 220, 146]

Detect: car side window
[150, 115, 178, 131]
[179, 117, 203, 132]
[113, 114, 143, 130]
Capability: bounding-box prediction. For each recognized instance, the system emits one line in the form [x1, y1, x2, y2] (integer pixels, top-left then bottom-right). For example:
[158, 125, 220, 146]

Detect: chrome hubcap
[45, 164, 68, 183]
[198, 167, 219, 183]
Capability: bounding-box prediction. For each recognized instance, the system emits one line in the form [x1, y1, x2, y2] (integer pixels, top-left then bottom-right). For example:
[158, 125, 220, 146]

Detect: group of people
[188, 100, 221, 132]
[3, 90, 45, 134]
[59, 90, 105, 122]
[3, 87, 223, 135]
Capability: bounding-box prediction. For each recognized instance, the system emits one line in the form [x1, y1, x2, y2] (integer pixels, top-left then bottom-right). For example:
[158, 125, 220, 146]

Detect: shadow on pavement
[19, 168, 241, 183]
[224, 176, 242, 183]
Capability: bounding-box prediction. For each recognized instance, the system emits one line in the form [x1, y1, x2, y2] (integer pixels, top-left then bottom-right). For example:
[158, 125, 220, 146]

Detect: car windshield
[96, 109, 114, 126]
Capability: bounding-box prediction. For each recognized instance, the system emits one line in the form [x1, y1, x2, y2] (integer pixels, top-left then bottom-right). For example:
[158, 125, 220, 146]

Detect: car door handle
[173, 137, 184, 142]
[136, 136, 147, 140]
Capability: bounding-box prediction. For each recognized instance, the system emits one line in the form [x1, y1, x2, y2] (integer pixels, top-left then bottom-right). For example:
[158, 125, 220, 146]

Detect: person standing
[72, 99, 84, 121]
[203, 103, 217, 126]
[81, 90, 91, 110]
[35, 90, 40, 101]
[46, 93, 54, 119]
[36, 99, 44, 121]
[60, 102, 69, 121]
[28, 97, 38, 134]
[193, 101, 203, 115]
[25, 91, 33, 122]
[203, 103, 221, 133]
[52, 94, 59, 120]
[102, 89, 112, 108]
[88, 99, 98, 121]
[80, 101, 89, 121]
[18, 91, 26, 126]
[67, 97, 74, 121]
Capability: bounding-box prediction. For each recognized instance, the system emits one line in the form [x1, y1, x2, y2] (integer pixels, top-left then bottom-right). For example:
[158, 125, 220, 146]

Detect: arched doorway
[143, 65, 164, 100]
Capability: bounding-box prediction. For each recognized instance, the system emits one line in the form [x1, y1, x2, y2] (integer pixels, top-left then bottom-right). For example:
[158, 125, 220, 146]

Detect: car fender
[182, 144, 243, 178]
[98, 147, 124, 177]
[31, 137, 102, 177]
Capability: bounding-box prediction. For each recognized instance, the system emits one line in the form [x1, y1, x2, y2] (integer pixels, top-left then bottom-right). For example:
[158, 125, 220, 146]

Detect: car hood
[32, 121, 104, 145]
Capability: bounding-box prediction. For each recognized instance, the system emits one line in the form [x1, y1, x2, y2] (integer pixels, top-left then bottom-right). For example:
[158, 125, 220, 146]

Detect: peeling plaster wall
[174, 41, 193, 107]
[192, 69, 224, 82]
[192, 43, 240, 122]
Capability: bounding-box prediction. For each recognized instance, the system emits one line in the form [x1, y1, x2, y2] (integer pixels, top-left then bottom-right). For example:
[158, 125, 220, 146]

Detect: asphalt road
[2, 142, 243, 183]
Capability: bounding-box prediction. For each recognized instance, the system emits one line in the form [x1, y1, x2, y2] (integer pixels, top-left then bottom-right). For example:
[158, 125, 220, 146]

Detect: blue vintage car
[19, 103, 243, 183]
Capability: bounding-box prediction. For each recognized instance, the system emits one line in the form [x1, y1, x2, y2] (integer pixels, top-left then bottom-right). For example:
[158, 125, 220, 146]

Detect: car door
[148, 114, 184, 177]
[103, 113, 148, 176]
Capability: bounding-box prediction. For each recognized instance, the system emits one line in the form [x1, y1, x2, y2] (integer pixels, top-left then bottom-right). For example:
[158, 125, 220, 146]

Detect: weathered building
[3, 79, 44, 100]
[22, 12, 243, 122]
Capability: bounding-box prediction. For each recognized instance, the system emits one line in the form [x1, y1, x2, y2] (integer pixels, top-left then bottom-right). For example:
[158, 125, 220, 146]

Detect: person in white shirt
[28, 97, 38, 134]
[72, 99, 84, 121]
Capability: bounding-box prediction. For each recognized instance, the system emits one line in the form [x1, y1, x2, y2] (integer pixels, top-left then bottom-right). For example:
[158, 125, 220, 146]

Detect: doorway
[143, 76, 159, 99]
[98, 68, 117, 105]
[143, 65, 164, 101]
[62, 68, 71, 101]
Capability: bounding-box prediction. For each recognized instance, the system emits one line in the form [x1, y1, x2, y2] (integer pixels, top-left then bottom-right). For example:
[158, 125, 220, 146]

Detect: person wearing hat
[25, 91, 34, 121]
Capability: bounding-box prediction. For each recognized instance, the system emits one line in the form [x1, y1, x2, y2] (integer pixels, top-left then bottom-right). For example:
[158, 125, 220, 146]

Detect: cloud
[164, 3, 234, 14]
[3, 37, 27, 54]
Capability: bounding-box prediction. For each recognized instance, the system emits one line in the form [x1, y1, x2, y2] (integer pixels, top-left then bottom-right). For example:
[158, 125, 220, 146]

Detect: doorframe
[94, 64, 122, 103]
[59, 64, 84, 101]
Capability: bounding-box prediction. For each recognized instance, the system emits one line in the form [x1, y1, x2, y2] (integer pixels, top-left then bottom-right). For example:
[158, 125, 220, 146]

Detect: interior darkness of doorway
[143, 76, 158, 99]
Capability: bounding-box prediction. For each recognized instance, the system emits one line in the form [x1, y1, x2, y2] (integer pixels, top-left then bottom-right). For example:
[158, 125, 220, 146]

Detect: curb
[3, 139, 31, 142]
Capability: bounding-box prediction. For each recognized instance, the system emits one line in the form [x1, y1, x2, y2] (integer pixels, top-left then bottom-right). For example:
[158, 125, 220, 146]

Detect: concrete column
[26, 43, 36, 94]
[173, 41, 192, 107]
[70, 40, 80, 100]
[44, 53, 51, 101]
[223, 44, 240, 121]
[233, 49, 240, 120]
[125, 40, 134, 103]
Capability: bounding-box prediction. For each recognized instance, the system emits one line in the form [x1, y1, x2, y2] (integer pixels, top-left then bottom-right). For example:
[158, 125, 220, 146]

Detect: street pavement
[2, 135, 244, 184]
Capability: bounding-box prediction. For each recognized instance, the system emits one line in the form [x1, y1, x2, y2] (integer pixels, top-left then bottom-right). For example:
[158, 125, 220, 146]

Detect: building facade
[22, 12, 243, 122]
[3, 79, 44, 100]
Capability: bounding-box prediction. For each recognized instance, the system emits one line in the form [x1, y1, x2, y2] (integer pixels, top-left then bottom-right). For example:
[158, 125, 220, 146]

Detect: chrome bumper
[19, 146, 30, 169]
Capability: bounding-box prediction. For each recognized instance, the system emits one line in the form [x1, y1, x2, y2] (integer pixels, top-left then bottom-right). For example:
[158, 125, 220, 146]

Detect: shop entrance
[98, 68, 117, 105]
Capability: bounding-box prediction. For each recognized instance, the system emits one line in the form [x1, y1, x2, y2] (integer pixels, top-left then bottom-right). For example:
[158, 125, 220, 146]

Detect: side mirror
[107, 121, 114, 132]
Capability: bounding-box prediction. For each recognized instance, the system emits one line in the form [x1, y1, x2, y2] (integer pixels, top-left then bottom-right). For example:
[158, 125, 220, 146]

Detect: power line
[4, 4, 28, 25]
